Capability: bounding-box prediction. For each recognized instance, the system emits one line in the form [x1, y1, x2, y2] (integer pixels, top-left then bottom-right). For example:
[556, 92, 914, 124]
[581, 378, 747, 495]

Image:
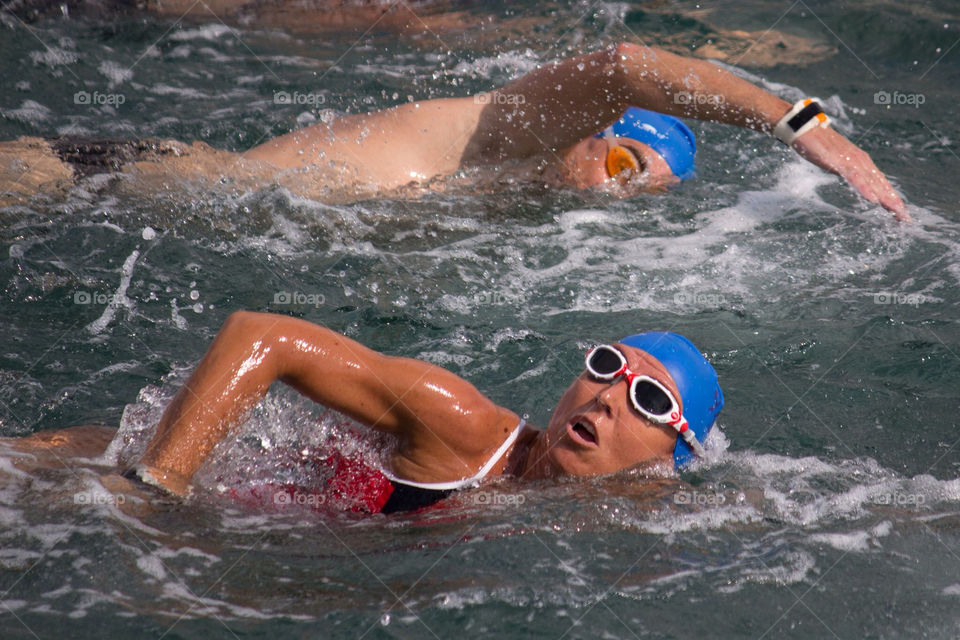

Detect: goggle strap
[676, 422, 706, 458]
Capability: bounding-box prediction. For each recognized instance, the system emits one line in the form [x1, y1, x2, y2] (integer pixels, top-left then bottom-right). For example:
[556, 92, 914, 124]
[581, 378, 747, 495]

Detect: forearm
[137, 312, 285, 494]
[610, 42, 790, 133]
[472, 43, 792, 162]
[611, 43, 906, 218]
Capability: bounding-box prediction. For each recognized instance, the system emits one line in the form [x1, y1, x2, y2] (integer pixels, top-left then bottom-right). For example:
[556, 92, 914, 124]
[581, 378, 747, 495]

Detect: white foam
[136, 554, 167, 581]
[741, 550, 816, 586]
[451, 49, 542, 80]
[169, 24, 233, 41]
[147, 84, 208, 99]
[86, 249, 139, 334]
[809, 530, 872, 552]
[436, 588, 490, 610]
[159, 581, 273, 619]
[155, 545, 221, 565]
[28, 47, 78, 68]
[637, 504, 761, 535]
[1, 99, 52, 125]
[418, 351, 474, 367]
[98, 61, 133, 88]
[0, 548, 42, 570]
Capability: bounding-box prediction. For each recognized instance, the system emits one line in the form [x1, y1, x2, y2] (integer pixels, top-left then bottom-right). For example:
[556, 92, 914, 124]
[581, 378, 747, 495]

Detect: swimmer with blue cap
[239, 44, 905, 216]
[533, 330, 722, 477]
[103, 312, 725, 508]
[597, 108, 697, 181]
[9, 315, 724, 516]
[554, 107, 697, 192]
[9, 312, 723, 511]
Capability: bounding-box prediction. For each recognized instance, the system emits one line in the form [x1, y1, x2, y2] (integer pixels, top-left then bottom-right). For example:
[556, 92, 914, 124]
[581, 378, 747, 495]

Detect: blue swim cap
[618, 332, 723, 468]
[596, 107, 697, 179]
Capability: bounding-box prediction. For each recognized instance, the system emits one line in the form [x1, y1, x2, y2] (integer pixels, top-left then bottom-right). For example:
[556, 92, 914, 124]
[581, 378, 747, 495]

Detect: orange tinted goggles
[605, 145, 641, 178]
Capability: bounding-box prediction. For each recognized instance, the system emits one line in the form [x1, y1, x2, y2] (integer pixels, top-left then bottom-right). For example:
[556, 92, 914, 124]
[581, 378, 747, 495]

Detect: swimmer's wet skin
[95, 311, 726, 514]
[0, 43, 904, 217]
[240, 43, 907, 218]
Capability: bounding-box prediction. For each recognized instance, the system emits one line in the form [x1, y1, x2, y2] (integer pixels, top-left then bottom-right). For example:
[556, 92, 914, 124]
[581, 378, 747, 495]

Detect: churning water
[1, 0, 959, 637]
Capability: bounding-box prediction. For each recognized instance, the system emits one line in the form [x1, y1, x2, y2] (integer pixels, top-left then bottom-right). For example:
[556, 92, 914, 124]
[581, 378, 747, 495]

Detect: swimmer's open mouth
[568, 417, 598, 446]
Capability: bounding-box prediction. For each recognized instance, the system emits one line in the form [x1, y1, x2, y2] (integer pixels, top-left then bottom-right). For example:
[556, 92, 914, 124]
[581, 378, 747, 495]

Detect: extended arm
[247, 43, 905, 217]
[135, 311, 517, 495]
[470, 43, 905, 218]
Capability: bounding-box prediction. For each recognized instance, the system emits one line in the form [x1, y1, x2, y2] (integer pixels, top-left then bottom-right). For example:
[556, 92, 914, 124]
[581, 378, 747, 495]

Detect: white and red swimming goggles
[585, 344, 706, 458]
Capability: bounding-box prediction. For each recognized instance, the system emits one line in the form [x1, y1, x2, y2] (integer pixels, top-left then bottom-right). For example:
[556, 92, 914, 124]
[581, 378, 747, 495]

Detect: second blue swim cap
[597, 107, 697, 179]
[618, 331, 723, 468]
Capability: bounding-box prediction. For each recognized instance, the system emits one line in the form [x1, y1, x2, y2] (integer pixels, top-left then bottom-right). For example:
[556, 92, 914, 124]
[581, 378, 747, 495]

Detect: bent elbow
[220, 311, 285, 352]
[222, 310, 262, 334]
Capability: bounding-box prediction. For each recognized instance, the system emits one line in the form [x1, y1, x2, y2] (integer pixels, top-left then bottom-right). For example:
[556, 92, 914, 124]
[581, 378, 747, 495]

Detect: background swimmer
[2, 43, 907, 218]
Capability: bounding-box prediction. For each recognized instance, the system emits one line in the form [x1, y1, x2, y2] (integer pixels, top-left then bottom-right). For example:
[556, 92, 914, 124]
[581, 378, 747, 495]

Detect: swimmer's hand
[791, 126, 909, 222]
[124, 464, 193, 497]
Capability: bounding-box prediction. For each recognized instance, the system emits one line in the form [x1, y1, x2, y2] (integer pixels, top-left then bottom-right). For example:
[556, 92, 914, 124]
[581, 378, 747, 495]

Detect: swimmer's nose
[595, 381, 619, 417]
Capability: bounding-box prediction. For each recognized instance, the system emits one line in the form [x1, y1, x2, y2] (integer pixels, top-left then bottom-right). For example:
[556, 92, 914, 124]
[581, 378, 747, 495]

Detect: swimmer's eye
[625, 146, 646, 173]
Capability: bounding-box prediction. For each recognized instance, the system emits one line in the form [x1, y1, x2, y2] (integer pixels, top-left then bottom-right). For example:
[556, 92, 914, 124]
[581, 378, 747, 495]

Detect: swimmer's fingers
[791, 127, 910, 222]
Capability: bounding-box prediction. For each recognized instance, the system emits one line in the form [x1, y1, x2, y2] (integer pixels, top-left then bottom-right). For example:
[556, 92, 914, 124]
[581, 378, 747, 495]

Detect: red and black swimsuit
[228, 420, 526, 515]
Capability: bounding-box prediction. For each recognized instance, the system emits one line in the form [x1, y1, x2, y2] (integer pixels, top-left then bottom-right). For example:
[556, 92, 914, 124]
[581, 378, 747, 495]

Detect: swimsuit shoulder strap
[382, 419, 527, 491]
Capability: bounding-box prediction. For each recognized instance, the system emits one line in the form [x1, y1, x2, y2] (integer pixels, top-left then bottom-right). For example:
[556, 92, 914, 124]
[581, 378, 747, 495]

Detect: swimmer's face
[543, 344, 679, 476]
[561, 136, 678, 192]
